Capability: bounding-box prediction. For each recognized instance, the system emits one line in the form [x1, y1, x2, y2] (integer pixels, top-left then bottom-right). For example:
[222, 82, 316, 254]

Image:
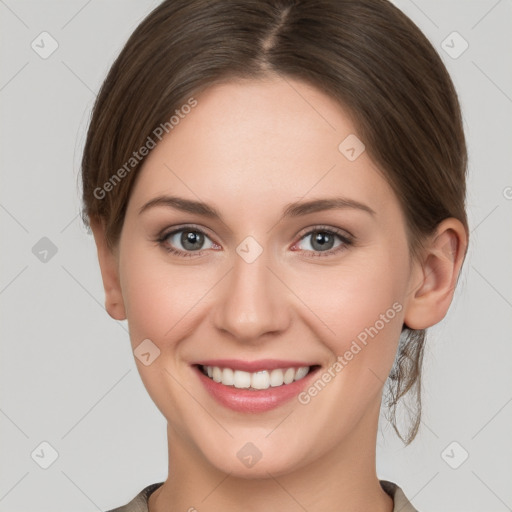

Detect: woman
[81, 1, 468, 510]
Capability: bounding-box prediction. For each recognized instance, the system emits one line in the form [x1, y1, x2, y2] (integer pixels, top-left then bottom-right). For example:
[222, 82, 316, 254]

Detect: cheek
[289, 251, 408, 369]
[335, 272, 402, 344]
[117, 249, 212, 416]
[121, 262, 199, 342]
[287, 258, 407, 435]
[300, 254, 405, 334]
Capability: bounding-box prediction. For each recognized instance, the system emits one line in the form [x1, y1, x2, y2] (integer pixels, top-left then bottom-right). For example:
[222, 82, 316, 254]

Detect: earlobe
[89, 217, 127, 321]
[404, 218, 468, 330]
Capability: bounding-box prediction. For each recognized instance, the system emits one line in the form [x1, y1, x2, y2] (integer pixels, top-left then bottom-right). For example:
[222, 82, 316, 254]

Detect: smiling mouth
[197, 364, 319, 390]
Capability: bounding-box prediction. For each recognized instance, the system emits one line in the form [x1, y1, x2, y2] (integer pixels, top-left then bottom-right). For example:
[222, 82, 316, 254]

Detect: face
[110, 77, 419, 477]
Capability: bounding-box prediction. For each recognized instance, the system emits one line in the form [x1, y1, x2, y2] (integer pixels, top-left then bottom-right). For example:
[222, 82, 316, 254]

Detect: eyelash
[155, 224, 354, 259]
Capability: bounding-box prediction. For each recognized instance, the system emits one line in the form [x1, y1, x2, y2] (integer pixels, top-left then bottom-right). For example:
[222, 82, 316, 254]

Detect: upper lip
[193, 359, 317, 372]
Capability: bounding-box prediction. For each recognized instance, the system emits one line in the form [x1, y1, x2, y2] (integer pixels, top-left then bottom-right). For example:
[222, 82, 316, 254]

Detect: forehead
[127, 78, 397, 220]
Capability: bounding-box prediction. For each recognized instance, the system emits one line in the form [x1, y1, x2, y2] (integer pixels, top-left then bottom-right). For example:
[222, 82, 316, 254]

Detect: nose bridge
[213, 245, 289, 341]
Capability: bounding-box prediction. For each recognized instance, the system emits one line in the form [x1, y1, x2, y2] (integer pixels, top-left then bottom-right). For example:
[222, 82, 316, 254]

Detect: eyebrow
[138, 195, 376, 220]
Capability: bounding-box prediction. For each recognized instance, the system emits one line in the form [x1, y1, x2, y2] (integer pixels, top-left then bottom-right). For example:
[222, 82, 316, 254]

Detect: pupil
[182, 231, 204, 251]
[312, 231, 333, 251]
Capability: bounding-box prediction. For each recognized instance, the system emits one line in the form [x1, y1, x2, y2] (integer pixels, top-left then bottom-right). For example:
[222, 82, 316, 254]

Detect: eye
[156, 224, 353, 258]
[157, 226, 217, 256]
[292, 226, 353, 257]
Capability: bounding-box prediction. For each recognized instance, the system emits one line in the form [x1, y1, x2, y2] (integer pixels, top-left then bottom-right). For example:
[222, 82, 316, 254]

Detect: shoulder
[380, 480, 420, 512]
[104, 482, 164, 512]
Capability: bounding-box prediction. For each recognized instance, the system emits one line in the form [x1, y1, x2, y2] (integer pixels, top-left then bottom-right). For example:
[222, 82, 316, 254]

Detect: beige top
[105, 480, 418, 511]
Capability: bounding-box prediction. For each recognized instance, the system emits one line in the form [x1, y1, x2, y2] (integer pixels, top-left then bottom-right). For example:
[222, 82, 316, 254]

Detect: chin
[214, 456, 297, 479]
[197, 437, 311, 479]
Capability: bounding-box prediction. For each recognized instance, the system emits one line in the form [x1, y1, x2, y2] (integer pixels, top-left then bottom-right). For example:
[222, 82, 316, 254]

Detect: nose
[213, 249, 291, 343]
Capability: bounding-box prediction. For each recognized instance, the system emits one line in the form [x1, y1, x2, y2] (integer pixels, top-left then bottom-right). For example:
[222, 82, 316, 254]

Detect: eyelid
[294, 224, 354, 242]
[158, 223, 219, 243]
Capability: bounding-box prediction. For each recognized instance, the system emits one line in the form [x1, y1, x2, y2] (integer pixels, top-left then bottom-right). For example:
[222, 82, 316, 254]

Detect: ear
[89, 216, 126, 321]
[404, 218, 468, 330]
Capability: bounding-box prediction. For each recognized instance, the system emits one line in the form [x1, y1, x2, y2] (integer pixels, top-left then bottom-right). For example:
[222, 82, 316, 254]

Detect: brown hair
[81, 0, 468, 445]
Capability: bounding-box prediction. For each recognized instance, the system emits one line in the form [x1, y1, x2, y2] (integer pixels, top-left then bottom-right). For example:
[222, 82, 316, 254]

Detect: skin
[91, 76, 467, 511]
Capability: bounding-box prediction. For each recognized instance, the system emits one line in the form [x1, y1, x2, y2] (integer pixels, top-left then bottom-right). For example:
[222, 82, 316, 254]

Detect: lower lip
[193, 365, 319, 413]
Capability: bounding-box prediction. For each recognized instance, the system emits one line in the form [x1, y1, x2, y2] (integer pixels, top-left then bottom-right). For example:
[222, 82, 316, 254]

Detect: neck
[149, 398, 393, 512]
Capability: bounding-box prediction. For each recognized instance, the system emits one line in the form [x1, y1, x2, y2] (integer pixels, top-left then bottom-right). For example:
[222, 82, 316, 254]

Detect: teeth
[283, 368, 295, 384]
[202, 365, 311, 389]
[212, 366, 222, 383]
[233, 370, 251, 388]
[251, 371, 270, 390]
[269, 369, 284, 387]
[294, 366, 309, 380]
[222, 367, 234, 386]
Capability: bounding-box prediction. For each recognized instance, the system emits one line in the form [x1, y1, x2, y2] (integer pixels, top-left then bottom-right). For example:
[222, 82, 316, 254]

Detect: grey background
[0, 1, 511, 511]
